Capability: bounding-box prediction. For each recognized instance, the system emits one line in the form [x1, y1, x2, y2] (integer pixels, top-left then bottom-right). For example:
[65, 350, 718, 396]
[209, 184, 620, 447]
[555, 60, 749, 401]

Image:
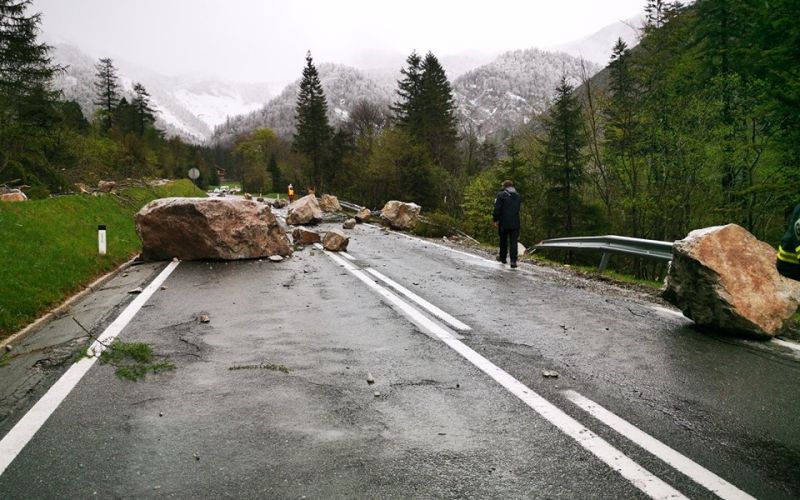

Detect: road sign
[188, 168, 200, 180]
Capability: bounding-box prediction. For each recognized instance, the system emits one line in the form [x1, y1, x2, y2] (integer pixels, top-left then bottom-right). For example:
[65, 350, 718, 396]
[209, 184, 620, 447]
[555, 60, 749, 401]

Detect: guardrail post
[598, 252, 610, 273]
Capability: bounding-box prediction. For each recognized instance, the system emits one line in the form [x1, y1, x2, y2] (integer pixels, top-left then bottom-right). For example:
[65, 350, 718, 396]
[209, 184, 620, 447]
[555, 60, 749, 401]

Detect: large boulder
[135, 197, 292, 261]
[379, 200, 421, 230]
[663, 224, 800, 337]
[286, 194, 323, 225]
[323, 230, 349, 252]
[318, 194, 342, 213]
[1, 191, 27, 202]
[355, 207, 372, 223]
[292, 227, 321, 246]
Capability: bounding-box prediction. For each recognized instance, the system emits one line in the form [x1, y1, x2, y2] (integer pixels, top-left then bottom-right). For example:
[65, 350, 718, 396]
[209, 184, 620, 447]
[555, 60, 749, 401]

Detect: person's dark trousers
[499, 227, 520, 263]
[777, 259, 800, 281]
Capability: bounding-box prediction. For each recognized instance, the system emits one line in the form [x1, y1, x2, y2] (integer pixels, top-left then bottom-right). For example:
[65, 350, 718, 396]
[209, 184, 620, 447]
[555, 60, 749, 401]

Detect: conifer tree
[539, 77, 587, 238]
[418, 52, 458, 170]
[293, 51, 331, 191]
[267, 153, 280, 193]
[93, 57, 120, 132]
[132, 82, 156, 136]
[0, 0, 59, 181]
[392, 51, 458, 171]
[390, 51, 422, 129]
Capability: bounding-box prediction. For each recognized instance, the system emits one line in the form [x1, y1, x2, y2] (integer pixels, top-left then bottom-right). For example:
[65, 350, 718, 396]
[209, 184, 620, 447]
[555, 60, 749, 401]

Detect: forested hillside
[0, 0, 227, 196]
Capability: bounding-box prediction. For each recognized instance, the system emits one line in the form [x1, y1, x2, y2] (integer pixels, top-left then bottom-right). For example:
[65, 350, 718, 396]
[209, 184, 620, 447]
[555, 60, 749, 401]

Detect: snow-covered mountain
[452, 49, 600, 137]
[212, 63, 394, 144]
[51, 43, 278, 142]
[550, 16, 643, 66]
[213, 48, 602, 143]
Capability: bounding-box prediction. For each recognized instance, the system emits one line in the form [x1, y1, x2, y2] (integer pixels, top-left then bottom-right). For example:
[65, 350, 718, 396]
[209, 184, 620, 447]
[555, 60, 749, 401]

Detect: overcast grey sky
[34, 0, 645, 83]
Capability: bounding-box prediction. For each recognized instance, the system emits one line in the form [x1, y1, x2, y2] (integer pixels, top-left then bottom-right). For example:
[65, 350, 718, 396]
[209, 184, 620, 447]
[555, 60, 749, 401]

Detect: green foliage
[99, 340, 174, 381]
[0, 180, 203, 338]
[392, 51, 459, 172]
[539, 77, 593, 238]
[411, 211, 460, 238]
[293, 51, 332, 192]
[235, 128, 281, 194]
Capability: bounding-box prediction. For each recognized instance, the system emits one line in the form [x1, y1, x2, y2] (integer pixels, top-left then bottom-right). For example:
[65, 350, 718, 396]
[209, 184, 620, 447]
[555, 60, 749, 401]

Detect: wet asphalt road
[1, 221, 799, 499]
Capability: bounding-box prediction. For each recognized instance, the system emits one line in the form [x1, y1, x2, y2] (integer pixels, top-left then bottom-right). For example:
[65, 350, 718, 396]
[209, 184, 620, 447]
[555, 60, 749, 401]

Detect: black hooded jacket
[492, 187, 521, 230]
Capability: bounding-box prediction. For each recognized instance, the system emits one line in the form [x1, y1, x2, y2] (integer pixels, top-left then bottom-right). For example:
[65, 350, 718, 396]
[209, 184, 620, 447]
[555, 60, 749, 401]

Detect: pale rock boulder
[292, 227, 321, 246]
[323, 229, 349, 252]
[1, 191, 27, 202]
[663, 224, 800, 337]
[318, 194, 342, 213]
[355, 207, 372, 223]
[286, 194, 323, 225]
[379, 200, 421, 230]
[97, 180, 116, 192]
[244, 193, 253, 200]
[343, 218, 356, 230]
[135, 197, 292, 261]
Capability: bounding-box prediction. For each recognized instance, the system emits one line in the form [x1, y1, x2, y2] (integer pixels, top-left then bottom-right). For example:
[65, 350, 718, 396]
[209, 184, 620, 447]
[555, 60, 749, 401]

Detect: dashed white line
[0, 261, 180, 477]
[318, 247, 686, 499]
[366, 268, 471, 331]
[340, 252, 357, 262]
[563, 390, 754, 500]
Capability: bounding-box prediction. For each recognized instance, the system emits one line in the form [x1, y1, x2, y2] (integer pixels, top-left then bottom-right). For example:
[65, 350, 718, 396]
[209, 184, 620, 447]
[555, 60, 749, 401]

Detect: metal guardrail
[532, 235, 674, 272]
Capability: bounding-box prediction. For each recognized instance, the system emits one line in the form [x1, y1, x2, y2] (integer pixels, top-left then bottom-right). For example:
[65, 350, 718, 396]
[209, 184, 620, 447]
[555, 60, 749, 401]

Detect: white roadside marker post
[98, 224, 107, 255]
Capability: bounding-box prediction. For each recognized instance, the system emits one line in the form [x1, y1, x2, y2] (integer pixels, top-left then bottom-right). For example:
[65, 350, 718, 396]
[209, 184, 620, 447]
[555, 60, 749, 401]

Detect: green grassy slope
[0, 180, 204, 338]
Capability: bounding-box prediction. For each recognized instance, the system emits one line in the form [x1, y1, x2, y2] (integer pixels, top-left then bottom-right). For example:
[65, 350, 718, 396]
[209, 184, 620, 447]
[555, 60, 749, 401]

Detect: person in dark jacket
[492, 180, 522, 268]
[777, 203, 800, 281]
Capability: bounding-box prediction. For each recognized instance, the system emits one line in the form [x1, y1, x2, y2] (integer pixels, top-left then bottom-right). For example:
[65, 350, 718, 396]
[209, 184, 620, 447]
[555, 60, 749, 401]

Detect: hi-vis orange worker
[287, 184, 295, 203]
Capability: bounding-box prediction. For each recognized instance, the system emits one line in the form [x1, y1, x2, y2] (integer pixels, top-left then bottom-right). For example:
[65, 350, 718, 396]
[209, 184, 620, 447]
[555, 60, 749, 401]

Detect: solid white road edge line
[0, 261, 180, 477]
[563, 390, 754, 500]
[366, 268, 471, 331]
[318, 247, 686, 500]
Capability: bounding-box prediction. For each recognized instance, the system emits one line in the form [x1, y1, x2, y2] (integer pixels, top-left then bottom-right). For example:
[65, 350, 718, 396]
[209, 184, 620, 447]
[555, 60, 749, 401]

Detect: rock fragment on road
[323, 229, 350, 252]
[286, 194, 323, 225]
[292, 227, 321, 246]
[343, 218, 356, 229]
[380, 200, 421, 230]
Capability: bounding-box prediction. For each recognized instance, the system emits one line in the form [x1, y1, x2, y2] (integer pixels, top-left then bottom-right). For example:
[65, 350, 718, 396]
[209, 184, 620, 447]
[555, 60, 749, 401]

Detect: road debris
[366, 372, 375, 384]
[373, 391, 381, 397]
[269, 255, 284, 262]
[128, 287, 143, 294]
[199, 314, 210, 323]
[542, 370, 559, 378]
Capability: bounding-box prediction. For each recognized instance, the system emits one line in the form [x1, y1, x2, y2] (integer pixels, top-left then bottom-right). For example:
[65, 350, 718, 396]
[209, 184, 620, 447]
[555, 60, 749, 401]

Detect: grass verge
[0, 179, 204, 339]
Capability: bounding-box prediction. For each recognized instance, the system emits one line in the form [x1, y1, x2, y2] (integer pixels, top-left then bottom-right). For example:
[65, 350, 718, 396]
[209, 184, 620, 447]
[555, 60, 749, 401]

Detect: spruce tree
[392, 51, 458, 171]
[267, 153, 280, 193]
[93, 57, 120, 132]
[390, 51, 422, 129]
[539, 77, 587, 238]
[132, 82, 156, 136]
[418, 52, 458, 171]
[293, 51, 331, 191]
[0, 0, 59, 182]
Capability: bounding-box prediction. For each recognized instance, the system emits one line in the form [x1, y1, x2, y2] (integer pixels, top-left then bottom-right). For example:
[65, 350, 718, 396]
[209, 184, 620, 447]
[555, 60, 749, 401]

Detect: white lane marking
[319, 249, 685, 499]
[340, 252, 357, 262]
[772, 338, 800, 353]
[563, 390, 754, 500]
[366, 268, 471, 331]
[0, 261, 180, 477]
[319, 248, 464, 341]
